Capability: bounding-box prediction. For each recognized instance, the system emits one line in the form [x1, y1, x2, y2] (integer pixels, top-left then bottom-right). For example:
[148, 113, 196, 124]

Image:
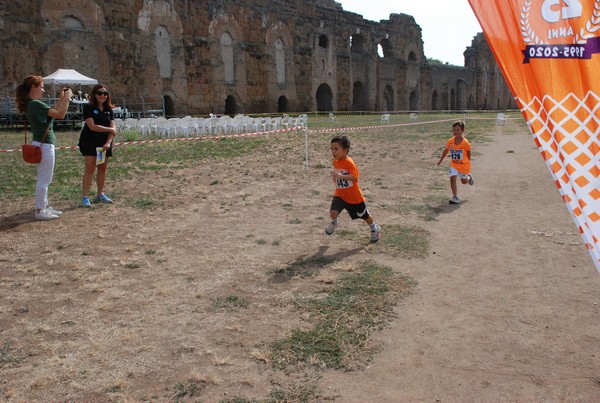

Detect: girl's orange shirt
[446, 137, 472, 174]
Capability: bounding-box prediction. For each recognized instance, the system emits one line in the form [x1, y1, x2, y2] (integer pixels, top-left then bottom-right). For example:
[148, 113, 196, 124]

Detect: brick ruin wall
[0, 0, 515, 116]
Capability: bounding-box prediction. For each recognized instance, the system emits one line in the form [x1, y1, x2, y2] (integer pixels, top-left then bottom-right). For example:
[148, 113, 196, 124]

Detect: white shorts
[449, 167, 470, 179]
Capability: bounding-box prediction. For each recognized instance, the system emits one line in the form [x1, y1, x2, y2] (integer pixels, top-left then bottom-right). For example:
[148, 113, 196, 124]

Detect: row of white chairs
[115, 114, 308, 138]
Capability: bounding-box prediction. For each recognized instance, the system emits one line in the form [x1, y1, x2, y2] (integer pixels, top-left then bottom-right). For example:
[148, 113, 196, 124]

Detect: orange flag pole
[468, 0, 600, 272]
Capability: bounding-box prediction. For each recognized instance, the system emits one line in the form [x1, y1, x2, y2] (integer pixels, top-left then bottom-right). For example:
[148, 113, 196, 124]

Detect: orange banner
[469, 0, 600, 272]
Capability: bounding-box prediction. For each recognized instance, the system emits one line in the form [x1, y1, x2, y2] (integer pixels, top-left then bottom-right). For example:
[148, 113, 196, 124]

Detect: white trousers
[32, 142, 56, 210]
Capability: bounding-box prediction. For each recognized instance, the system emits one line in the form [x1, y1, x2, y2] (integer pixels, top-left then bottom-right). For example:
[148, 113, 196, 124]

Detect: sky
[336, 1, 482, 66]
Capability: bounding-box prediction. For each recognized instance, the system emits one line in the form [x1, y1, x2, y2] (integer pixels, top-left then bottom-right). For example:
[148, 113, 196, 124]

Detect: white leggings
[32, 142, 56, 210]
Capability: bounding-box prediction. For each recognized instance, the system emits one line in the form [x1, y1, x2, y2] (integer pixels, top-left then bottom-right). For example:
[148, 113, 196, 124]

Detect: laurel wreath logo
[520, 0, 600, 45]
[575, 0, 600, 42]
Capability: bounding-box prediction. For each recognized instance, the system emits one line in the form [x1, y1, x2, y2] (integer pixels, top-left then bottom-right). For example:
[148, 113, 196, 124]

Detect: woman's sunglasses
[96, 91, 109, 96]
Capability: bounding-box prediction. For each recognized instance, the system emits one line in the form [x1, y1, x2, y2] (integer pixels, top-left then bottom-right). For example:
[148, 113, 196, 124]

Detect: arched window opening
[318, 34, 329, 48]
[350, 34, 366, 54]
[221, 33, 234, 83]
[408, 51, 417, 62]
[379, 38, 393, 58]
[409, 91, 419, 111]
[275, 37, 286, 85]
[277, 96, 289, 113]
[316, 84, 333, 111]
[383, 85, 394, 111]
[64, 16, 84, 30]
[155, 26, 171, 78]
[352, 81, 366, 111]
[431, 90, 440, 110]
[225, 95, 238, 115]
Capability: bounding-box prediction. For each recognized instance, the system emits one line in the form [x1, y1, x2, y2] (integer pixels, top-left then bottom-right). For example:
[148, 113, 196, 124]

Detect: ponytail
[15, 75, 43, 113]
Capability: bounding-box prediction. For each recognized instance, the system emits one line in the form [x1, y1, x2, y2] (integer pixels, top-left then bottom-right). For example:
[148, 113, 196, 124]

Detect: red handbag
[22, 124, 48, 164]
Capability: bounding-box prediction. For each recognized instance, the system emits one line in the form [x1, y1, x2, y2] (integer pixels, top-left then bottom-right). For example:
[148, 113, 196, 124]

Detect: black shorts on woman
[78, 104, 114, 157]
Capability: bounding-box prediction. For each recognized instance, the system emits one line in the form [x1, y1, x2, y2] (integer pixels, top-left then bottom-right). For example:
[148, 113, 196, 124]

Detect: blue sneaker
[94, 193, 113, 204]
[81, 197, 92, 208]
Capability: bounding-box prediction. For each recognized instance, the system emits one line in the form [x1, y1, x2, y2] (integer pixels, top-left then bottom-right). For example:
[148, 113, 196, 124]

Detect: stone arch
[316, 83, 333, 111]
[379, 38, 393, 58]
[278, 96, 289, 113]
[432, 90, 440, 110]
[266, 21, 296, 111]
[163, 95, 174, 116]
[136, 0, 186, 113]
[408, 51, 417, 62]
[468, 94, 475, 110]
[225, 94, 239, 115]
[319, 34, 329, 48]
[64, 16, 84, 30]
[209, 14, 246, 112]
[409, 90, 418, 111]
[350, 34, 367, 54]
[383, 85, 394, 111]
[40, 0, 107, 83]
[352, 81, 367, 111]
[456, 79, 466, 110]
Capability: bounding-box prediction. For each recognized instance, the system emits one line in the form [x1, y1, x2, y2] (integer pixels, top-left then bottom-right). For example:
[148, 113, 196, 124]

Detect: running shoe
[370, 224, 381, 243]
[81, 197, 92, 208]
[35, 209, 59, 220]
[325, 220, 338, 235]
[449, 195, 460, 204]
[94, 193, 113, 204]
[46, 206, 63, 216]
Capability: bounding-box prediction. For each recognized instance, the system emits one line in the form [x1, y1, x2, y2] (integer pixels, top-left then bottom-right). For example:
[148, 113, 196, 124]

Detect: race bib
[450, 149, 463, 161]
[335, 171, 354, 189]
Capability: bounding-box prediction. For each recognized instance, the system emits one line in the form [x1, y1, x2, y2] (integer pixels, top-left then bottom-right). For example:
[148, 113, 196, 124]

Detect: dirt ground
[1, 120, 599, 402]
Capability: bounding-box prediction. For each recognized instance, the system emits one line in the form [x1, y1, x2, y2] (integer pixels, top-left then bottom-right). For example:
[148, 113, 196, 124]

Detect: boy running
[326, 135, 381, 243]
[437, 121, 474, 204]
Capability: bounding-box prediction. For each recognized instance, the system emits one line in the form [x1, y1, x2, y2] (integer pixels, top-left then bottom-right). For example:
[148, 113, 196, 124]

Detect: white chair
[114, 118, 124, 131]
[381, 113, 390, 124]
[329, 112, 336, 122]
[271, 116, 282, 130]
[217, 115, 234, 134]
[281, 114, 292, 129]
[123, 118, 139, 132]
[298, 114, 308, 128]
[409, 113, 418, 121]
[496, 113, 507, 124]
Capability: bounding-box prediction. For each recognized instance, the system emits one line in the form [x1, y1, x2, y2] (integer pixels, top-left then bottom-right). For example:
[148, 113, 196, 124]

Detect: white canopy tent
[43, 69, 98, 98]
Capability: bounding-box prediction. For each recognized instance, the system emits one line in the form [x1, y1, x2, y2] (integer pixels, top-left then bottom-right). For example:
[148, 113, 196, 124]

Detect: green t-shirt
[26, 99, 55, 144]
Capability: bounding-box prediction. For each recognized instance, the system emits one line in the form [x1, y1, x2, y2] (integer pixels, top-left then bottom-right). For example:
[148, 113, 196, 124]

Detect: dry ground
[1, 119, 599, 402]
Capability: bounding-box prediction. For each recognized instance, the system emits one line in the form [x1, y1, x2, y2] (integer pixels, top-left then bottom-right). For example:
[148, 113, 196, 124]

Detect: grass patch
[170, 379, 207, 399]
[376, 224, 430, 258]
[394, 195, 447, 221]
[132, 197, 157, 209]
[270, 261, 415, 371]
[269, 256, 335, 282]
[0, 340, 21, 369]
[211, 295, 250, 311]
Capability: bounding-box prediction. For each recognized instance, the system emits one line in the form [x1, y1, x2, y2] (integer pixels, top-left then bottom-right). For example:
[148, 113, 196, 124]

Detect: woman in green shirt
[16, 75, 72, 220]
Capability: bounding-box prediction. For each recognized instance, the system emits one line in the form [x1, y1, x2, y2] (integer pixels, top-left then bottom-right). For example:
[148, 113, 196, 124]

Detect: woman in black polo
[78, 84, 118, 207]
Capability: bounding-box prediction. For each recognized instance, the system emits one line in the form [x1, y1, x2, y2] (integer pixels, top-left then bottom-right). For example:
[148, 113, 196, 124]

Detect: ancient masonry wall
[0, 0, 515, 116]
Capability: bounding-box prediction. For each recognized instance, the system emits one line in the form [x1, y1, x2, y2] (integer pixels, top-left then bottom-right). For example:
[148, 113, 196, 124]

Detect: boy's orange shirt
[445, 137, 472, 174]
[332, 156, 365, 204]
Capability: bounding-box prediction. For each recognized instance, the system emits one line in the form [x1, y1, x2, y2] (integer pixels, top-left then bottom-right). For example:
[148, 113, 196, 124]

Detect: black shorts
[329, 196, 371, 220]
[78, 131, 113, 157]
